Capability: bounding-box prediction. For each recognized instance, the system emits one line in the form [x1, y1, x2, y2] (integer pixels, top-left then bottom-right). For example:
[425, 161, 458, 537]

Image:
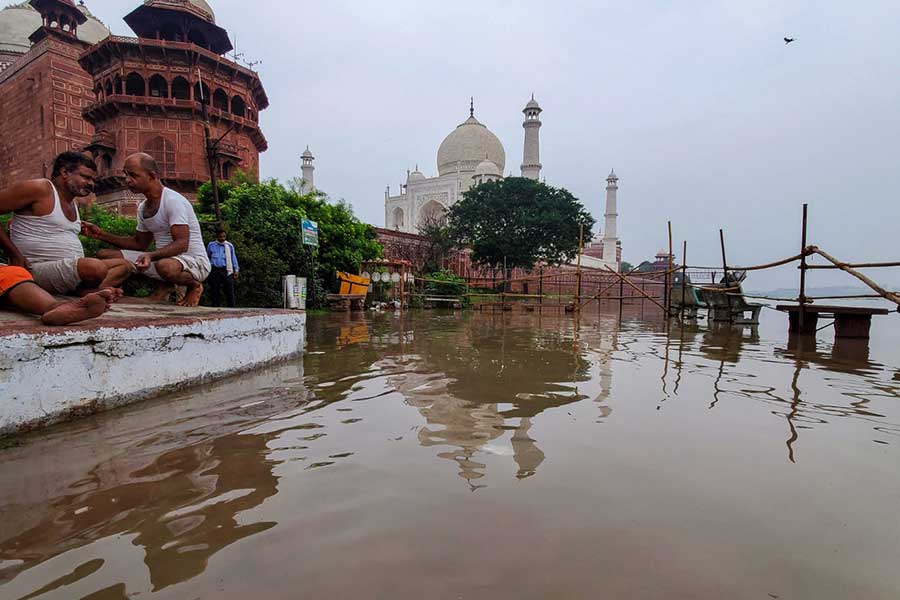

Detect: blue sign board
[302, 219, 319, 247]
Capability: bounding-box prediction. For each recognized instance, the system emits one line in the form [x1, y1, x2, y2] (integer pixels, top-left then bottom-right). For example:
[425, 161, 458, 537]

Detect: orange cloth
[0, 265, 33, 297]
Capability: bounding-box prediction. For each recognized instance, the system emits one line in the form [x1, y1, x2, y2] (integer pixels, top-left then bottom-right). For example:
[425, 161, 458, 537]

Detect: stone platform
[0, 302, 306, 438]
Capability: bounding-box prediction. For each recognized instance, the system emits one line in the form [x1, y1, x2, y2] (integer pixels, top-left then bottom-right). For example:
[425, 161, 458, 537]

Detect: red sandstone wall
[0, 39, 95, 191]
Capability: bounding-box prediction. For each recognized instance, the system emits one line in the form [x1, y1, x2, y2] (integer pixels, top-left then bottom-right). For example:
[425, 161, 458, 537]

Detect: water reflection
[0, 365, 304, 595]
[307, 312, 616, 487]
[3, 310, 900, 598]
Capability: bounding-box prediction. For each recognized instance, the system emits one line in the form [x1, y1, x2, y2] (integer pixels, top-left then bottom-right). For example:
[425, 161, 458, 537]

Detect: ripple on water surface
[2, 308, 900, 599]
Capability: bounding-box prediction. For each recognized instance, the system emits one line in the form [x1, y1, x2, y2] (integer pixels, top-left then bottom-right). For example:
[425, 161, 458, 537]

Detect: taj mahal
[374, 96, 623, 270]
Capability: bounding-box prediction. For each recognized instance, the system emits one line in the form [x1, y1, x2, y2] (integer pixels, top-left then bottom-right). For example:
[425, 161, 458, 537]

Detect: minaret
[602, 169, 619, 268]
[520, 94, 542, 180]
[300, 146, 315, 194]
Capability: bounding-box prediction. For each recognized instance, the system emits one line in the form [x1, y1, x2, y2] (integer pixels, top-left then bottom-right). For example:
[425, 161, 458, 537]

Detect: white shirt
[136, 188, 207, 260]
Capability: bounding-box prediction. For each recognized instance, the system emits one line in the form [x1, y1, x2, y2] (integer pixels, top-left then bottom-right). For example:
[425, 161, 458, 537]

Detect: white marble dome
[474, 157, 500, 178]
[437, 114, 505, 177]
[407, 168, 426, 182]
[0, 2, 109, 54]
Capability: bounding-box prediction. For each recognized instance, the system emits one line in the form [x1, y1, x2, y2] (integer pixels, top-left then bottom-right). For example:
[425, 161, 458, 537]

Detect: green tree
[417, 213, 457, 273]
[195, 176, 381, 308]
[448, 177, 595, 272]
[620, 261, 634, 273]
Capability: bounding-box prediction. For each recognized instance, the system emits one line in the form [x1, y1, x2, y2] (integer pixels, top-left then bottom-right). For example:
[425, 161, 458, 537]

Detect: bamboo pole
[680, 240, 687, 320]
[809, 247, 900, 306]
[665, 221, 673, 318]
[575, 224, 583, 308]
[799, 204, 809, 330]
[719, 229, 732, 316]
[806, 261, 900, 270]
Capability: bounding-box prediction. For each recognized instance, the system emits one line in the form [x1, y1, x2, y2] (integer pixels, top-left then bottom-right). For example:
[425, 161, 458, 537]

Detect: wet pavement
[2, 307, 900, 599]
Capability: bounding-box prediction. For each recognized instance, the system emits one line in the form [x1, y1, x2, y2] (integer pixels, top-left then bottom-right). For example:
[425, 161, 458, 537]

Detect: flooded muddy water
[2, 308, 900, 599]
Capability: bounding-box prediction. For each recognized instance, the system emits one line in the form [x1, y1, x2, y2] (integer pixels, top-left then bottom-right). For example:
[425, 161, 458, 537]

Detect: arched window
[187, 30, 208, 50]
[144, 136, 176, 177]
[194, 81, 210, 104]
[392, 207, 404, 230]
[221, 161, 234, 180]
[99, 153, 113, 175]
[148, 74, 168, 98]
[125, 72, 145, 96]
[171, 76, 190, 100]
[231, 95, 246, 117]
[418, 200, 447, 228]
[114, 76, 123, 95]
[212, 89, 229, 111]
[104, 79, 112, 97]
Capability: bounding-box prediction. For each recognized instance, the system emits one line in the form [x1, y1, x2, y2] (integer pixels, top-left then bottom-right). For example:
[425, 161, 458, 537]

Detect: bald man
[81, 153, 210, 306]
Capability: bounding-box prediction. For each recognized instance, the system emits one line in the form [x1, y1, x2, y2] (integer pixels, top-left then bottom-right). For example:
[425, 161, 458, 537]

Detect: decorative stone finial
[470, 97, 474, 118]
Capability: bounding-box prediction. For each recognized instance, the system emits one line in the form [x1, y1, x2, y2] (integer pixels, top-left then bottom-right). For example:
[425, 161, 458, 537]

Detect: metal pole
[197, 70, 223, 228]
[799, 203, 809, 331]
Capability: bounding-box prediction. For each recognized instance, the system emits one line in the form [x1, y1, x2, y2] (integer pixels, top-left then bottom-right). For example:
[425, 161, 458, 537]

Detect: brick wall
[0, 38, 95, 191]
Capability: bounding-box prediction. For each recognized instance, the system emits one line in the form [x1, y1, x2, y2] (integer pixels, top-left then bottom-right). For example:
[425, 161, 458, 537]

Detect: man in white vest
[206, 228, 239, 307]
[0, 152, 132, 294]
[81, 153, 211, 306]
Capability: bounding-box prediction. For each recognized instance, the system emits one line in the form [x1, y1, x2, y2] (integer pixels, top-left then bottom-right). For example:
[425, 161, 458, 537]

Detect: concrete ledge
[0, 304, 306, 437]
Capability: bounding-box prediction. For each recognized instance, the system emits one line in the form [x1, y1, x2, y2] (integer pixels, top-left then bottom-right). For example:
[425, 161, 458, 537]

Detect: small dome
[607, 168, 618, 180]
[301, 146, 314, 158]
[0, 2, 109, 55]
[524, 95, 541, 111]
[474, 158, 500, 178]
[407, 168, 425, 182]
[437, 110, 505, 177]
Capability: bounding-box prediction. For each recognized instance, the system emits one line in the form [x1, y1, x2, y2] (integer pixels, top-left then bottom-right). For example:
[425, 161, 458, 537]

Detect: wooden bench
[703, 284, 762, 325]
[776, 304, 890, 338]
[326, 294, 366, 312]
[424, 297, 462, 309]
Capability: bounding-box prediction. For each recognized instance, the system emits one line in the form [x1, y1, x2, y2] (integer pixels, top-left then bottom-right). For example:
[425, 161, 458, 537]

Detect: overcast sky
[85, 0, 899, 289]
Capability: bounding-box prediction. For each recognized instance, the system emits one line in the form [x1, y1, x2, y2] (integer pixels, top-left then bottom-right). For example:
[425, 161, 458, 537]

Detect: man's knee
[155, 259, 183, 281]
[96, 249, 123, 260]
[77, 258, 108, 283]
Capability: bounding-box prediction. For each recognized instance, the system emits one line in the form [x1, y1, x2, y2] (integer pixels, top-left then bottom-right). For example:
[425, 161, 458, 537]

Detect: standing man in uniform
[0, 152, 132, 294]
[81, 153, 210, 306]
[206, 228, 239, 307]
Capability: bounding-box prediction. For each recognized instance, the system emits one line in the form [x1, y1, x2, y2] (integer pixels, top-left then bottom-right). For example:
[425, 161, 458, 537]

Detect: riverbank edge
[0, 310, 306, 439]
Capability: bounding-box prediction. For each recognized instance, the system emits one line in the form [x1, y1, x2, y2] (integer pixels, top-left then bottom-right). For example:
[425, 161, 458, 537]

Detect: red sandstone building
[0, 0, 267, 215]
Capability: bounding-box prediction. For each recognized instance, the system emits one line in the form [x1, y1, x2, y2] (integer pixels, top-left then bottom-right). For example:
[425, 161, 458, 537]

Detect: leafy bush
[195, 176, 381, 308]
[423, 269, 466, 297]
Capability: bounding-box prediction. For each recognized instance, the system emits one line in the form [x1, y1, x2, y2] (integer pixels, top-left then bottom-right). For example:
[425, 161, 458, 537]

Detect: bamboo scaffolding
[605, 265, 667, 311]
[809, 247, 900, 306]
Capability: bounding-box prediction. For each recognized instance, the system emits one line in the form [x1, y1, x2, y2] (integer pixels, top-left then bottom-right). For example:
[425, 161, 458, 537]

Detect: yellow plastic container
[337, 271, 370, 296]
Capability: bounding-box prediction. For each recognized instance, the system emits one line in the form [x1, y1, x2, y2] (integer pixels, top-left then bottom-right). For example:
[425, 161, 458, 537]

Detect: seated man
[0, 152, 132, 294]
[82, 153, 211, 306]
[0, 265, 120, 325]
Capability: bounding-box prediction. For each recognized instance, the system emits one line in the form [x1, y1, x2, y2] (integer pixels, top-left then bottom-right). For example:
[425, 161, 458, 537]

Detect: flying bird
[784, 37, 795, 44]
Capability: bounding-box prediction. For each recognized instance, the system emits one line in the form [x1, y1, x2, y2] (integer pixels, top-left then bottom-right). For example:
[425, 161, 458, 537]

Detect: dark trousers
[209, 266, 236, 307]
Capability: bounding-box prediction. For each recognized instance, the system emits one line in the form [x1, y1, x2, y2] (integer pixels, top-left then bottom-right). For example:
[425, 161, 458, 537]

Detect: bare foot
[41, 293, 109, 326]
[177, 283, 203, 307]
[97, 288, 124, 305]
[148, 283, 175, 303]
